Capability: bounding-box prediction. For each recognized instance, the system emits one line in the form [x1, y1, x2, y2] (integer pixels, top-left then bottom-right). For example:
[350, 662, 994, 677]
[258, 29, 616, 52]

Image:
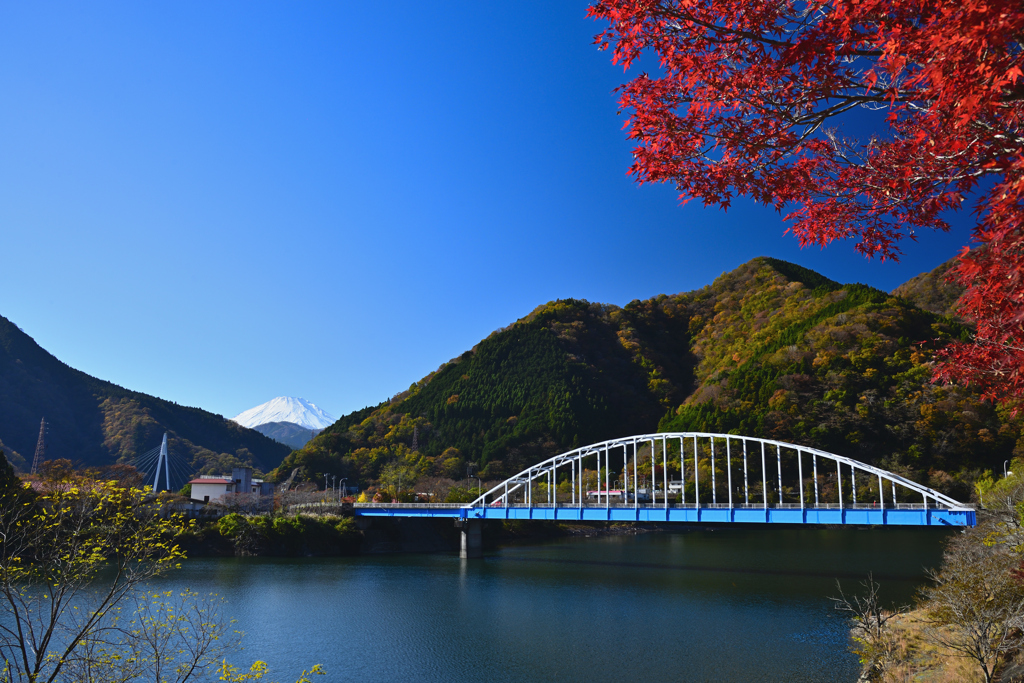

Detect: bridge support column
[459, 519, 483, 559]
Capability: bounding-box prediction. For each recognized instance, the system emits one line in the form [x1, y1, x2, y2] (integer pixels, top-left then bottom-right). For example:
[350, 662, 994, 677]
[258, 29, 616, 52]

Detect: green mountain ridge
[0, 315, 289, 474]
[253, 421, 323, 450]
[659, 260, 1011, 499]
[890, 256, 966, 318]
[278, 257, 1020, 502]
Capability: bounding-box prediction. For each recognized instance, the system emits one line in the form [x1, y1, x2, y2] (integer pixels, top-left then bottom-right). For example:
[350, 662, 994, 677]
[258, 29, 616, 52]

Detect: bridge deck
[351, 503, 976, 527]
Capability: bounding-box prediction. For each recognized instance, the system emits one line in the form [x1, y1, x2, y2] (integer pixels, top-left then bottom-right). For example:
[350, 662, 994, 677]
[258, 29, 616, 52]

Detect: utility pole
[467, 463, 480, 499]
[30, 418, 46, 475]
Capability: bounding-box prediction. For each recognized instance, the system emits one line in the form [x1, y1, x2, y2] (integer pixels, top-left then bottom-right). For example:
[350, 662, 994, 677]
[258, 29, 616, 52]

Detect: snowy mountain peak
[231, 397, 335, 431]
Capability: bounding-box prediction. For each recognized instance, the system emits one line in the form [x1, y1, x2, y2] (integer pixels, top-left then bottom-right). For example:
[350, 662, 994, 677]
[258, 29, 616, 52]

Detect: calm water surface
[164, 527, 952, 682]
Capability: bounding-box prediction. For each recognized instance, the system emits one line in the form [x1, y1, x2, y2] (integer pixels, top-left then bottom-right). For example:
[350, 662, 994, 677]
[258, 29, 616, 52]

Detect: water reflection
[162, 527, 951, 682]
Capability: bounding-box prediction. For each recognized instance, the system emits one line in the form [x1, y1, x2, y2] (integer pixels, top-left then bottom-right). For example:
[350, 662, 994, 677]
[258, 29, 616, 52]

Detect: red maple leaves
[589, 0, 1024, 405]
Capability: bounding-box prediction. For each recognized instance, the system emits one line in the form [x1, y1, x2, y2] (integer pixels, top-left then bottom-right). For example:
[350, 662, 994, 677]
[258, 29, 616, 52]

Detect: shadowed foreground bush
[214, 513, 362, 556]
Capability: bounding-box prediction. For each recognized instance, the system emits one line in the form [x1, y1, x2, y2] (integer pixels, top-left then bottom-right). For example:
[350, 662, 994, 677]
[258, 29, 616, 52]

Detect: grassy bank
[844, 463, 1024, 683]
[866, 610, 991, 682]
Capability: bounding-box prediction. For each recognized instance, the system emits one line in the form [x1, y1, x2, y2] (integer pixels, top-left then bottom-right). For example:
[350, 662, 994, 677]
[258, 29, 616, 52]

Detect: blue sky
[0, 1, 975, 420]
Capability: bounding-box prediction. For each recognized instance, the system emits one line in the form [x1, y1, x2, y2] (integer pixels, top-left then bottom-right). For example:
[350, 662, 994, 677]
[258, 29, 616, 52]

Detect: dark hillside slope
[891, 257, 965, 317]
[274, 297, 697, 484]
[0, 315, 289, 473]
[254, 421, 321, 450]
[278, 257, 1021, 500]
[394, 299, 694, 462]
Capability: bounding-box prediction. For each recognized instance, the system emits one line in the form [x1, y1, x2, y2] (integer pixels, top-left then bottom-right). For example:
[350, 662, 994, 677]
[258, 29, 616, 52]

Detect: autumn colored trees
[0, 471, 197, 682]
[588, 0, 1023, 403]
[279, 259, 1019, 498]
[0, 460, 327, 682]
[836, 468, 1024, 682]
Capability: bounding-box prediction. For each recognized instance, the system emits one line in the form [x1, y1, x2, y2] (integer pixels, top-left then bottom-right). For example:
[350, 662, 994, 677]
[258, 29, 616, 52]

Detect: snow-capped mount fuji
[232, 397, 334, 431]
[231, 397, 335, 450]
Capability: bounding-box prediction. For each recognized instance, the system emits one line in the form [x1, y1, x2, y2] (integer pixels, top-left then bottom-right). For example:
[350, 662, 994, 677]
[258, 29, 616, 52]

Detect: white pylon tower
[152, 433, 171, 492]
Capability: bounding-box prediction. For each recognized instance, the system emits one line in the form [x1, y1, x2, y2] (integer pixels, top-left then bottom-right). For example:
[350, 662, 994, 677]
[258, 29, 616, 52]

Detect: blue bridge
[349, 433, 976, 556]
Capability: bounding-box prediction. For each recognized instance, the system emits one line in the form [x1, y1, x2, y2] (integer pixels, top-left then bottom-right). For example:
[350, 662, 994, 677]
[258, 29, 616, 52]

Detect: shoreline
[176, 514, 672, 558]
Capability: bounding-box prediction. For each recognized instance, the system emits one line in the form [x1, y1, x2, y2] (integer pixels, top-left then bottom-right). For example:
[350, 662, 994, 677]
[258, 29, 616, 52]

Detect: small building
[586, 489, 651, 503]
[189, 467, 273, 504]
[189, 476, 233, 504]
[587, 489, 625, 503]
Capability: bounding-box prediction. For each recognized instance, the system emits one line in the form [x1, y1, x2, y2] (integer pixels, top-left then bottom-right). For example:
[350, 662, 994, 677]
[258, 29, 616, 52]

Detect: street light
[467, 463, 481, 499]
[340, 478, 348, 499]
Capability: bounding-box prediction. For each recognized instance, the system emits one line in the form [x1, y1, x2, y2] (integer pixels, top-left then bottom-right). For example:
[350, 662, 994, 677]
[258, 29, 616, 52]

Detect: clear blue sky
[0, 1, 974, 421]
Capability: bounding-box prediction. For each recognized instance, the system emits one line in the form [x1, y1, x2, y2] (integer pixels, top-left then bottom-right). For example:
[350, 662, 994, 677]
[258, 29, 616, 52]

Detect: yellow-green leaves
[0, 481, 191, 682]
[217, 660, 325, 683]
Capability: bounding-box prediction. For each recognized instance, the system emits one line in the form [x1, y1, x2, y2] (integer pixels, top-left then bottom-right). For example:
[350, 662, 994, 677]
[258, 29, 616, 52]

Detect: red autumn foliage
[588, 0, 1024, 405]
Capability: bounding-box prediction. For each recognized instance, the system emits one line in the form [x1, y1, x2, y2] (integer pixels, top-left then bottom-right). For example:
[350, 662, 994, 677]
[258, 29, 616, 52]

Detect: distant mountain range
[246, 421, 321, 451]
[232, 396, 334, 430]
[231, 397, 335, 450]
[274, 256, 1015, 503]
[0, 315, 289, 475]
[4, 254, 1000, 505]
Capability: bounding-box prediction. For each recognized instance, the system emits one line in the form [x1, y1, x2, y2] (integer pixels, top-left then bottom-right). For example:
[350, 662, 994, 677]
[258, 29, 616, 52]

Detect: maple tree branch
[660, 9, 885, 57]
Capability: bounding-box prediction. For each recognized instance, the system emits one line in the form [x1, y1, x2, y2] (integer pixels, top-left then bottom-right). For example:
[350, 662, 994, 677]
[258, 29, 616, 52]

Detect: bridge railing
[349, 501, 974, 512]
[351, 503, 468, 509]
[473, 502, 967, 511]
[468, 432, 972, 512]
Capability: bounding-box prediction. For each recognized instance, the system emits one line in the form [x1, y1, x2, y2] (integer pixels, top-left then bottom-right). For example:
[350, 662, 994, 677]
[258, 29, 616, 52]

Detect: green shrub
[445, 486, 476, 503]
[217, 513, 246, 538]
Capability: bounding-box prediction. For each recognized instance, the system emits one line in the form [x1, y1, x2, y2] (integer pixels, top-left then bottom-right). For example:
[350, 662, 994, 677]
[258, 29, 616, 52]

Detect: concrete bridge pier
[458, 519, 482, 559]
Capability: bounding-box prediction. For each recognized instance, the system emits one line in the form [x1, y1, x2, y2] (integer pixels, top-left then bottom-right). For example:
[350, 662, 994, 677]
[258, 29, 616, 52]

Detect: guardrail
[350, 501, 974, 511]
[488, 502, 972, 511]
[352, 503, 468, 508]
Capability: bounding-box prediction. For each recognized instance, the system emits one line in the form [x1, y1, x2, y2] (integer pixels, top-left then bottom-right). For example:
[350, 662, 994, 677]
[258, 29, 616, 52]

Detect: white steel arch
[468, 432, 970, 511]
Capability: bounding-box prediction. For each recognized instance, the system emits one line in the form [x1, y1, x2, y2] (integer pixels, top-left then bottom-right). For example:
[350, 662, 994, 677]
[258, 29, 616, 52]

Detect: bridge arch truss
[465, 433, 974, 526]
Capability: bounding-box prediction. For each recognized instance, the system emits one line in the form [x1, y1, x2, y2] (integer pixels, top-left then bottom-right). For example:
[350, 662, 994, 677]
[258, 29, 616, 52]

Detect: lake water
[164, 527, 952, 682]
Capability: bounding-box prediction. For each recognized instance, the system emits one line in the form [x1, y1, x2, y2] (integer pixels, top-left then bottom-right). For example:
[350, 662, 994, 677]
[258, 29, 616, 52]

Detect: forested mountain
[252, 421, 322, 450]
[276, 257, 1021, 501]
[890, 257, 965, 317]
[272, 294, 698, 486]
[659, 259, 1012, 500]
[0, 315, 289, 473]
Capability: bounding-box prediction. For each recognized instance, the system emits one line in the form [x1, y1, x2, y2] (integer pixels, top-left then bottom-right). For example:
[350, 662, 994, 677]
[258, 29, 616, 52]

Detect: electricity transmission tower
[30, 418, 46, 475]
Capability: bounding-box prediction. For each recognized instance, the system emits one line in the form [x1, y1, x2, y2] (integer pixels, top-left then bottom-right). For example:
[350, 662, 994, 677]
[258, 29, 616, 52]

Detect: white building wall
[191, 481, 233, 503]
